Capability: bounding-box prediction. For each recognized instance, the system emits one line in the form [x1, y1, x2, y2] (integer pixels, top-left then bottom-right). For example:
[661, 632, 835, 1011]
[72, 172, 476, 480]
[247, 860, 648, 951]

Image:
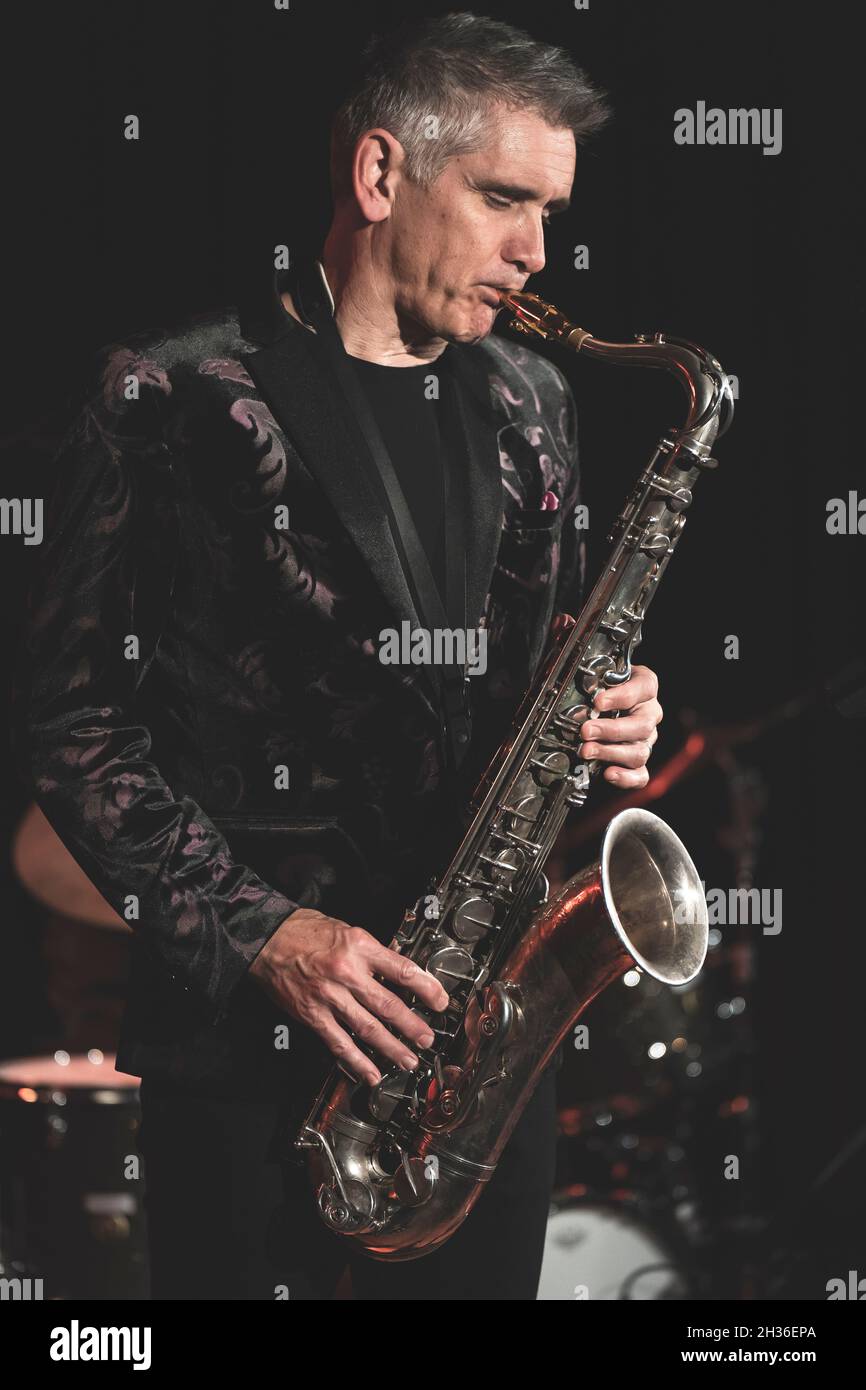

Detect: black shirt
[346, 347, 457, 613]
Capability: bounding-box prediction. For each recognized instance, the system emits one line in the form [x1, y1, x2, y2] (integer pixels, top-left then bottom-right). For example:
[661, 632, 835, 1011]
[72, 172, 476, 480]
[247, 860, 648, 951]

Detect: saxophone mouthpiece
[497, 288, 534, 313]
[496, 288, 553, 339]
[496, 288, 589, 348]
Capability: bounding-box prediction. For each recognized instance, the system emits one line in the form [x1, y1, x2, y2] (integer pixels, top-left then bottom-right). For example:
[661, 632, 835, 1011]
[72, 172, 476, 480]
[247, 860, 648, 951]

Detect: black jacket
[9, 266, 585, 1099]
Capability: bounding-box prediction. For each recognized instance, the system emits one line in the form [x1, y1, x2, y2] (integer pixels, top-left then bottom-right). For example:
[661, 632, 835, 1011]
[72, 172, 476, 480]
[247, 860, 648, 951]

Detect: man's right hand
[248, 908, 450, 1087]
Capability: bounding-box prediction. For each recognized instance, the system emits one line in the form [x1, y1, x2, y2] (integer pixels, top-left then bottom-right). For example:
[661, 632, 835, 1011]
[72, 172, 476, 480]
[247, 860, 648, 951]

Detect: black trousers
[138, 1063, 558, 1301]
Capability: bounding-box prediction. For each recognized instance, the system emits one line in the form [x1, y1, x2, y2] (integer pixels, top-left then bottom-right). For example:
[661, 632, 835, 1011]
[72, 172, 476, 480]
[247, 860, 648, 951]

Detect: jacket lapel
[447, 344, 505, 631]
[241, 322, 428, 635]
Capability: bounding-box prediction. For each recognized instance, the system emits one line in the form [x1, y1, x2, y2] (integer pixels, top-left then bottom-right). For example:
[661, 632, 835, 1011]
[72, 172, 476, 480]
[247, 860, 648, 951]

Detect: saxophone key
[488, 826, 543, 854]
[502, 791, 545, 827]
[452, 894, 497, 943]
[528, 749, 571, 784]
[597, 615, 632, 641]
[550, 706, 590, 743]
[452, 872, 512, 902]
[537, 734, 579, 755]
[639, 532, 674, 558]
[367, 1068, 418, 1123]
[424, 945, 476, 991]
[477, 845, 526, 881]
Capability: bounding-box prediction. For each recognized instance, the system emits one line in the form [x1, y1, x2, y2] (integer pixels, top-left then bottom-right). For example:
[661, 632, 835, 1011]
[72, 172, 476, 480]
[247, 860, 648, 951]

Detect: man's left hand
[578, 664, 662, 789]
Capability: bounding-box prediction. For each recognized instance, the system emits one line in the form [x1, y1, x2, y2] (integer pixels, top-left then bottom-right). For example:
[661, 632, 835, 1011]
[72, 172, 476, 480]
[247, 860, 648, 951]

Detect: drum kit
[539, 664, 864, 1302]
[538, 929, 758, 1299]
[536, 700, 783, 1300]
[1, 805, 147, 1298]
[2, 701, 784, 1300]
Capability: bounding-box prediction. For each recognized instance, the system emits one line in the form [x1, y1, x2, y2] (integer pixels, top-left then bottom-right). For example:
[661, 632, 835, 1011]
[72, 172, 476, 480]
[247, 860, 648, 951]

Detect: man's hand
[579, 663, 663, 788]
[249, 908, 450, 1087]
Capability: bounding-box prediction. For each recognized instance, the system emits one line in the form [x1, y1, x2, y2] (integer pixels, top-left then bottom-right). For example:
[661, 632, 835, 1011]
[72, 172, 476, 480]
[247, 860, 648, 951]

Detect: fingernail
[369, 1071, 382, 1086]
[421, 1032, 435, 1047]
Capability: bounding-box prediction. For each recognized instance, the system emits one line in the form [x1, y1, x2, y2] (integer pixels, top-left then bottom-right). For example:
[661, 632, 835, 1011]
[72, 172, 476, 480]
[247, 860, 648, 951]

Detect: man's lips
[478, 285, 522, 308]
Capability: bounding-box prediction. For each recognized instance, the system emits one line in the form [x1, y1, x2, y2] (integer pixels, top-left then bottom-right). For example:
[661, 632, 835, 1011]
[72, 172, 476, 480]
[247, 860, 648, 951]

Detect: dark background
[1, 0, 863, 1297]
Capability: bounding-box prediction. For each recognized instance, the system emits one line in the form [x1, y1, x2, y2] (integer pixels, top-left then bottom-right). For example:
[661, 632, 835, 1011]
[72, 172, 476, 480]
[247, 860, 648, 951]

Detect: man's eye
[483, 192, 551, 227]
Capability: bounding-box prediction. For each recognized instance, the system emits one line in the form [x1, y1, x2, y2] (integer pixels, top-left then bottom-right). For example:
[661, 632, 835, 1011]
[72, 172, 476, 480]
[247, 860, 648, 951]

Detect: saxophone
[294, 289, 734, 1260]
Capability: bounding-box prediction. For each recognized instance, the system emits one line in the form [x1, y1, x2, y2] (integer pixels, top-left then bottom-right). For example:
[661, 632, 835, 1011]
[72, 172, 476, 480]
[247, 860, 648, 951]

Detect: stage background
[1, 0, 863, 1297]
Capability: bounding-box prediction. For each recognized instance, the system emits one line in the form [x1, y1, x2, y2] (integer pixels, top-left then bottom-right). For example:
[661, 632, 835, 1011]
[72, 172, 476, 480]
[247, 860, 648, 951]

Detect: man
[10, 12, 662, 1299]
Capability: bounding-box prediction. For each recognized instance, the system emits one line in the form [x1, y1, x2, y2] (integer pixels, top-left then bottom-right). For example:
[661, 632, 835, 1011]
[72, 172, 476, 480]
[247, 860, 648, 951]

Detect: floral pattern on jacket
[9, 280, 585, 1095]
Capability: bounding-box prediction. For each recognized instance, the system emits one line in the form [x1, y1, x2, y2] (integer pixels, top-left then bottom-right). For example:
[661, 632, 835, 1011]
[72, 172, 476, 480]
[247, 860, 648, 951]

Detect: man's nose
[506, 220, 547, 277]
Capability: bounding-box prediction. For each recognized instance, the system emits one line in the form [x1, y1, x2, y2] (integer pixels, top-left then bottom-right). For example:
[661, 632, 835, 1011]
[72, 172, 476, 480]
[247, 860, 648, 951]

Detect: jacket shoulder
[80, 305, 249, 426]
[473, 330, 578, 446]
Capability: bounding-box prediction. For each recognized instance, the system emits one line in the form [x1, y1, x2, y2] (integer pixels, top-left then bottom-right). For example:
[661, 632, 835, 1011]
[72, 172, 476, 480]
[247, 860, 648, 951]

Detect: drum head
[538, 1199, 687, 1300]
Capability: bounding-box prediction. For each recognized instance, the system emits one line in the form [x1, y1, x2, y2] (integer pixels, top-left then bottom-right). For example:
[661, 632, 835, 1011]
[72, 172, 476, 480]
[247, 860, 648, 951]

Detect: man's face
[385, 105, 576, 345]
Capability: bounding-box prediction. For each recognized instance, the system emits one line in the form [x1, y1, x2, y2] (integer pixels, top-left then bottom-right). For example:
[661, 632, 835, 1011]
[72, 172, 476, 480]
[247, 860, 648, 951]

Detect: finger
[582, 740, 652, 769]
[594, 665, 658, 711]
[366, 942, 450, 1011]
[581, 702, 661, 744]
[313, 1008, 385, 1088]
[352, 975, 439, 1051]
[603, 765, 651, 788]
[328, 986, 423, 1073]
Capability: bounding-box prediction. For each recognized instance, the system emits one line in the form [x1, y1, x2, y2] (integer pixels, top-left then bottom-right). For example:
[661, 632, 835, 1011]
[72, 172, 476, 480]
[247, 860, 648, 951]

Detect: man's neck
[279, 251, 449, 368]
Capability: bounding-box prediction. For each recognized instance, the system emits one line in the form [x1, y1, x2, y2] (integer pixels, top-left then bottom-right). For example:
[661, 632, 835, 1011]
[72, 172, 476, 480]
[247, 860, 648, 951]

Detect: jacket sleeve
[8, 347, 300, 1014]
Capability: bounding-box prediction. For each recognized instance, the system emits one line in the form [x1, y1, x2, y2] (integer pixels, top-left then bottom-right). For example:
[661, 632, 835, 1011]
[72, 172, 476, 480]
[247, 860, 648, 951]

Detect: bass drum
[537, 1193, 689, 1300]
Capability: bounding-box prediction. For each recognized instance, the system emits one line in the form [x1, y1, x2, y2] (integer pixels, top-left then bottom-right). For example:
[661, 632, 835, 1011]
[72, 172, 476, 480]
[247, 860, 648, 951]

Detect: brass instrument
[294, 289, 734, 1260]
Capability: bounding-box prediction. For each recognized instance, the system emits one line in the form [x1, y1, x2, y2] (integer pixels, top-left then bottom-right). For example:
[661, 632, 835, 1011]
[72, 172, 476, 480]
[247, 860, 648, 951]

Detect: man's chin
[451, 306, 501, 344]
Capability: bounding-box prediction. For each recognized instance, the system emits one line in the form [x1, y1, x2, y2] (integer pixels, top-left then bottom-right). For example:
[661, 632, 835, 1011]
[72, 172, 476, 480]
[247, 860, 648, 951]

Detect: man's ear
[352, 128, 404, 223]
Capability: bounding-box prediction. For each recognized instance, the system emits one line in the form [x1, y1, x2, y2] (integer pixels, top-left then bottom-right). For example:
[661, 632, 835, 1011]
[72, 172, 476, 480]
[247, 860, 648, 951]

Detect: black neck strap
[286, 257, 472, 771]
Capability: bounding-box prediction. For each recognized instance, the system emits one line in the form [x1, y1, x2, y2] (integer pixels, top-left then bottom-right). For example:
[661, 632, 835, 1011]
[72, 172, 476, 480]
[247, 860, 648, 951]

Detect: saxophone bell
[301, 808, 707, 1259]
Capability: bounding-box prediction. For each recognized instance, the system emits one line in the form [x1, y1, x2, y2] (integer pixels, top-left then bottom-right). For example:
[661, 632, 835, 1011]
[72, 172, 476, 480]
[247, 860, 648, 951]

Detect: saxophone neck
[497, 289, 734, 457]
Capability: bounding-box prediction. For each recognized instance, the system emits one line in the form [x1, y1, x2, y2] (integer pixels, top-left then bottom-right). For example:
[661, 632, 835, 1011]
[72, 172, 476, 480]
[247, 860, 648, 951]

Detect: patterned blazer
[9, 266, 586, 1097]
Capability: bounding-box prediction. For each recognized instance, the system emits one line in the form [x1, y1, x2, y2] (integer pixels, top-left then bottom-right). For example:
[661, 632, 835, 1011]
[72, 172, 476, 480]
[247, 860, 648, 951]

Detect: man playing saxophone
[12, 11, 663, 1299]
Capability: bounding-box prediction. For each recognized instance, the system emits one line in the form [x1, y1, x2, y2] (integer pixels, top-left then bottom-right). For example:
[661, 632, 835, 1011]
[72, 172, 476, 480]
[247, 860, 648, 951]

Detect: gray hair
[329, 11, 612, 202]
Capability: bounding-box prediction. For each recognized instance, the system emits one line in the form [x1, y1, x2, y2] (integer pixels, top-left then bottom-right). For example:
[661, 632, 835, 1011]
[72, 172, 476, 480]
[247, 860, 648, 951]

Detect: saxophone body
[295, 290, 734, 1260]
